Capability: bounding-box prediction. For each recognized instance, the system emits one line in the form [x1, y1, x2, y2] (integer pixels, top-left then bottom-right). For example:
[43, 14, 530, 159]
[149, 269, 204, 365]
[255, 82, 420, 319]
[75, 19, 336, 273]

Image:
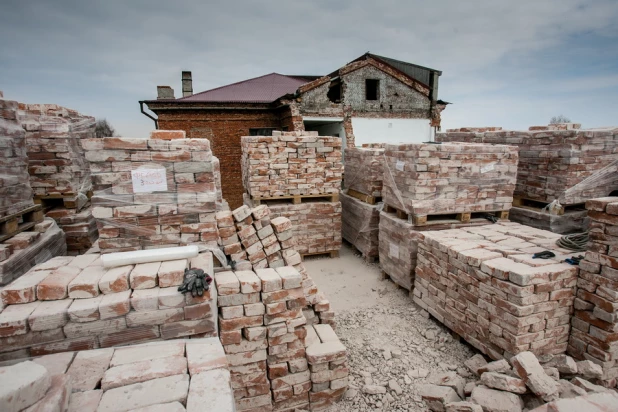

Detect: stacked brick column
[340, 191, 380, 261]
[305, 324, 349, 410]
[216, 205, 336, 328]
[45, 206, 98, 255]
[569, 197, 618, 384]
[343, 144, 384, 198]
[215, 266, 312, 411]
[413, 222, 577, 360]
[83, 130, 225, 253]
[0, 252, 217, 358]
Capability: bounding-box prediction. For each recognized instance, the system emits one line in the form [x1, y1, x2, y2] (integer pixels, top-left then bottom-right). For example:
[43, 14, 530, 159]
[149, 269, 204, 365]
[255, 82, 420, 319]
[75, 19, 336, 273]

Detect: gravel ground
[304, 244, 478, 411]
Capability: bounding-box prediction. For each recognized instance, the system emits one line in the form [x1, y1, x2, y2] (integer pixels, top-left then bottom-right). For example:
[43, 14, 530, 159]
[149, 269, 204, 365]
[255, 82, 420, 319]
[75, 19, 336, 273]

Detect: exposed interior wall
[303, 118, 347, 149]
[351, 118, 434, 146]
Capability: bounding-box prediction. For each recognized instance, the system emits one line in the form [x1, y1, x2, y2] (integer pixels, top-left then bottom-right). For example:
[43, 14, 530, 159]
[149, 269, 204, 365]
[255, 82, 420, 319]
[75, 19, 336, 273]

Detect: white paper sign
[395, 161, 405, 172]
[131, 169, 168, 193]
[480, 163, 495, 173]
[389, 243, 400, 258]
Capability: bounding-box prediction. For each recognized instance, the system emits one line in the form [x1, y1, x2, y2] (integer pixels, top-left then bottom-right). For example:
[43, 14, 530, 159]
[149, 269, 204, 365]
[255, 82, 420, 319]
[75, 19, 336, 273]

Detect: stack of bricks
[340, 191, 380, 262]
[413, 221, 578, 360]
[343, 144, 384, 199]
[340, 143, 385, 262]
[382, 142, 517, 219]
[216, 205, 336, 329]
[569, 197, 618, 384]
[438, 127, 618, 233]
[305, 324, 349, 410]
[241, 131, 342, 199]
[0, 91, 35, 218]
[378, 211, 494, 290]
[45, 206, 98, 255]
[18, 103, 95, 210]
[215, 266, 313, 411]
[245, 198, 342, 256]
[83, 130, 225, 254]
[0, 338, 235, 412]
[0, 251, 218, 358]
[0, 218, 67, 286]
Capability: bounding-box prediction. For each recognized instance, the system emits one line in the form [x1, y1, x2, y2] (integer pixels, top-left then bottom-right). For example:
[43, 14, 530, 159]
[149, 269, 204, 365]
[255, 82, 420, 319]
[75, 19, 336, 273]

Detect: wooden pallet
[251, 193, 339, 206]
[0, 205, 44, 243]
[346, 188, 382, 205]
[34, 190, 92, 209]
[383, 204, 509, 226]
[512, 197, 585, 215]
[300, 250, 340, 260]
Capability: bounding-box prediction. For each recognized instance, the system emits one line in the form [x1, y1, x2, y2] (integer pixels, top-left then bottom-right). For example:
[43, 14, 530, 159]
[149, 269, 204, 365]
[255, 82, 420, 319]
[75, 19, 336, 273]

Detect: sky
[1, 0, 617, 137]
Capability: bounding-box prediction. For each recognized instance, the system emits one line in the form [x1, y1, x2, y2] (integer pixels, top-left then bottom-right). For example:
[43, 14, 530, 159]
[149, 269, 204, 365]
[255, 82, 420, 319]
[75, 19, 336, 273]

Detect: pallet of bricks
[215, 204, 336, 328]
[0, 249, 218, 358]
[439, 124, 618, 234]
[378, 141, 517, 290]
[0, 91, 66, 285]
[241, 131, 342, 259]
[215, 265, 349, 411]
[18, 103, 100, 255]
[569, 196, 618, 386]
[340, 143, 384, 263]
[82, 130, 226, 254]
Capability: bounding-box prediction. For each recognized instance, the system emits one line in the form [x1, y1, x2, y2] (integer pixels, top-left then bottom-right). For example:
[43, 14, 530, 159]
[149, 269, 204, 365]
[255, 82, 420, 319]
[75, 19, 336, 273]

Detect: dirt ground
[304, 243, 477, 411]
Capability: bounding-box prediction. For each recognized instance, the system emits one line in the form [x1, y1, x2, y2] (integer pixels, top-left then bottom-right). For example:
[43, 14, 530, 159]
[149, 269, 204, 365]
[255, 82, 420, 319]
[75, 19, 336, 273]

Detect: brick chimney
[182, 71, 193, 97]
[157, 86, 175, 99]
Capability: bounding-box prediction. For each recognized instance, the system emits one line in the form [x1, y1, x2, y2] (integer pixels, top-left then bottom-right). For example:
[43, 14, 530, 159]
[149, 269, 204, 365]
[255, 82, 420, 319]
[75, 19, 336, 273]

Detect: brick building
[141, 53, 445, 208]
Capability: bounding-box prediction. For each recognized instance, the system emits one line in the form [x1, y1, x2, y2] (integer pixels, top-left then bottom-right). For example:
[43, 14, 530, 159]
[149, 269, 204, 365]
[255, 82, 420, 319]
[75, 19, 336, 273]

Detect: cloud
[1, 0, 617, 136]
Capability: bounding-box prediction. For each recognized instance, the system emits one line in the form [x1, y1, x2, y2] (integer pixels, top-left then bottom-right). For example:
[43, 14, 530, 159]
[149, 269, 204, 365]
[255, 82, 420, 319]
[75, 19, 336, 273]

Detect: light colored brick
[97, 374, 189, 412]
[98, 290, 131, 320]
[130, 262, 160, 289]
[66, 348, 114, 392]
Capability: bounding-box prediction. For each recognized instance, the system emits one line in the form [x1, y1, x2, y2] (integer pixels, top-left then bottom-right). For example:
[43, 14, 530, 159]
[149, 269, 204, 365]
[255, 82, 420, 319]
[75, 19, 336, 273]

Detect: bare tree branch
[95, 118, 116, 138]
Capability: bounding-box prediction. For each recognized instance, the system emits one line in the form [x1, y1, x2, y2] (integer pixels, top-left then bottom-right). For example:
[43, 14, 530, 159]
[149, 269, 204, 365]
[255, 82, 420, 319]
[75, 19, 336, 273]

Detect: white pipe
[101, 245, 199, 268]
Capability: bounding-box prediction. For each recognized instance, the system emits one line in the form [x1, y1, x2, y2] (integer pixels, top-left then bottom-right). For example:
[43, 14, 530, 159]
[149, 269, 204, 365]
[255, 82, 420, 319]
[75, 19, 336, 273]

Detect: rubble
[241, 131, 342, 199]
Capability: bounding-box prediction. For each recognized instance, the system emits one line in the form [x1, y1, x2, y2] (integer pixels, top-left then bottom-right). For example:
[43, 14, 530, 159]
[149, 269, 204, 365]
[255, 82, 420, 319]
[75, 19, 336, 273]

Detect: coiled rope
[556, 232, 589, 252]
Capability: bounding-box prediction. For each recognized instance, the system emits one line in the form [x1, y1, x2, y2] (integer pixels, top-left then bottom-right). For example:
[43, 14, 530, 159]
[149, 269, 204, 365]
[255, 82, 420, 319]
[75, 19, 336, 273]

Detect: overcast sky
[2, 0, 617, 137]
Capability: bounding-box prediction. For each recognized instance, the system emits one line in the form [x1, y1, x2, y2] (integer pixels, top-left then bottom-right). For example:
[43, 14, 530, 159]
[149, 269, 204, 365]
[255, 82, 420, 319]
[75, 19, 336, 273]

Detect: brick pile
[413, 221, 578, 360]
[437, 127, 618, 206]
[241, 131, 343, 199]
[383, 142, 517, 218]
[305, 324, 349, 410]
[83, 130, 225, 254]
[0, 92, 35, 218]
[215, 267, 348, 411]
[569, 197, 618, 385]
[0, 218, 67, 286]
[216, 205, 336, 328]
[378, 211, 493, 290]
[341, 191, 380, 262]
[18, 103, 95, 210]
[0, 251, 217, 358]
[343, 144, 384, 199]
[45, 205, 98, 255]
[246, 199, 342, 256]
[0, 338, 235, 412]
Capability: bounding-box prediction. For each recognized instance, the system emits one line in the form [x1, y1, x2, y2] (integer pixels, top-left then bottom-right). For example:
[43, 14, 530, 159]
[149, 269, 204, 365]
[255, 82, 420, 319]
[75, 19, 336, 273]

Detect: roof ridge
[178, 72, 284, 100]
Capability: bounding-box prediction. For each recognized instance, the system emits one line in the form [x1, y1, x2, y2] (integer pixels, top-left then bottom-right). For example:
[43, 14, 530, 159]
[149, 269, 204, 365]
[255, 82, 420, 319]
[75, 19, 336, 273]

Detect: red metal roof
[177, 73, 314, 103]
